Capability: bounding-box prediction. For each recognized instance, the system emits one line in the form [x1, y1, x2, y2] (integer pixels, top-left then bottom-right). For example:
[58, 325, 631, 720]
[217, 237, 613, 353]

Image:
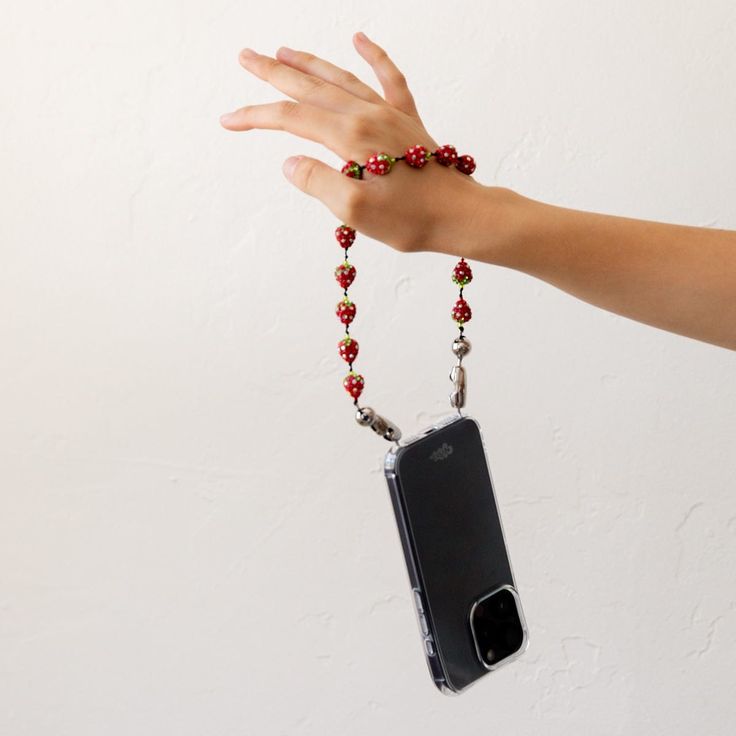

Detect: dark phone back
[384, 414, 526, 693]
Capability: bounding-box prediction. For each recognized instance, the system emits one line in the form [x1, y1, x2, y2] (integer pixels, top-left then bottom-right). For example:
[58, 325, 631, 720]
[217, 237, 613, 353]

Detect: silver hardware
[355, 406, 375, 426]
[452, 336, 471, 358]
[355, 405, 402, 442]
[449, 363, 466, 409]
[449, 335, 470, 410]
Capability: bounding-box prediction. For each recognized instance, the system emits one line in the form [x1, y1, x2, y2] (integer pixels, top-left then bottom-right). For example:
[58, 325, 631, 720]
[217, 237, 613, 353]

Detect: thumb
[282, 155, 350, 210]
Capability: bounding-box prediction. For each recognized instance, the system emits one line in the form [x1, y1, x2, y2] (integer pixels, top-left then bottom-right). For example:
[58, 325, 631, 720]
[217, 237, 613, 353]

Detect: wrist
[464, 184, 543, 268]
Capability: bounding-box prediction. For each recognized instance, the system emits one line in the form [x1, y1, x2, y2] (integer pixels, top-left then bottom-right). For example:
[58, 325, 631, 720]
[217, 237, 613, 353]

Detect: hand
[219, 32, 490, 255]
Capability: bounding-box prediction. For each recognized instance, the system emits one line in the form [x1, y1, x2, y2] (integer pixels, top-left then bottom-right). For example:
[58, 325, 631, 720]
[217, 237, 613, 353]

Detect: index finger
[238, 49, 363, 113]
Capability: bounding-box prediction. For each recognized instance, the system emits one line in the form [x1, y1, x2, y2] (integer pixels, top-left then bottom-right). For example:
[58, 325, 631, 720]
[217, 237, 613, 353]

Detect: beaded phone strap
[333, 144, 476, 446]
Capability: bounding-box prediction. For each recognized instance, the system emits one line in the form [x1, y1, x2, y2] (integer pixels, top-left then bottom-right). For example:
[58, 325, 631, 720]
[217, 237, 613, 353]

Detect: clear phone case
[384, 413, 528, 694]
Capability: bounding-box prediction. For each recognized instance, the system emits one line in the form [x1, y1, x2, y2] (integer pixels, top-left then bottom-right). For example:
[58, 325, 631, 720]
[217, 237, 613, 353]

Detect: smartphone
[383, 413, 528, 695]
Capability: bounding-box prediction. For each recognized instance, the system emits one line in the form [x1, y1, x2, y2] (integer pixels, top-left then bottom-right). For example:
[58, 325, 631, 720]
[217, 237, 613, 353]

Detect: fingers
[274, 46, 385, 106]
[238, 48, 363, 113]
[219, 100, 345, 151]
[352, 32, 420, 117]
[282, 155, 357, 219]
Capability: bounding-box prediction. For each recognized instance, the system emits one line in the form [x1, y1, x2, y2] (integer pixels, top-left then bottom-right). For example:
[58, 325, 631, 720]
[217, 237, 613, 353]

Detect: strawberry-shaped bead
[336, 297, 356, 325]
[338, 336, 359, 363]
[343, 371, 365, 399]
[456, 154, 476, 175]
[335, 261, 356, 289]
[434, 144, 458, 167]
[335, 225, 356, 249]
[452, 259, 473, 286]
[404, 144, 430, 168]
[365, 152, 394, 175]
[451, 298, 472, 324]
[341, 160, 363, 179]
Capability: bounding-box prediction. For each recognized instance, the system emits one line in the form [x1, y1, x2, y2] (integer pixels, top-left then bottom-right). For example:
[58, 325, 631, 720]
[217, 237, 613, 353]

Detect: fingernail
[277, 46, 294, 58]
[220, 112, 235, 124]
[240, 47, 257, 59]
[283, 156, 303, 179]
[356, 31, 370, 42]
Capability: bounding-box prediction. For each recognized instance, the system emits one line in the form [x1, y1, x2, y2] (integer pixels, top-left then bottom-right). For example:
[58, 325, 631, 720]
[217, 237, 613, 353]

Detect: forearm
[470, 187, 736, 351]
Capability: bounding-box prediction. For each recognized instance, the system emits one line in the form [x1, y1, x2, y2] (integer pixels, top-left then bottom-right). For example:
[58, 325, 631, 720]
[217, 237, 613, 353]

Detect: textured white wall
[2, 1, 736, 733]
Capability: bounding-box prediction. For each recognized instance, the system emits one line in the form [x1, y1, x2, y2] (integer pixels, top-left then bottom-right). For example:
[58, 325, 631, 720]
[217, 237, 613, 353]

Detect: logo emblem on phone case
[429, 442, 454, 462]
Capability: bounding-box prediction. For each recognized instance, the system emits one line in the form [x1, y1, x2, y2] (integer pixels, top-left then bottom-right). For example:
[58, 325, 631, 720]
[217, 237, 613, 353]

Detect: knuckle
[300, 163, 313, 190]
[302, 74, 328, 100]
[374, 47, 389, 63]
[347, 114, 372, 140]
[276, 100, 299, 123]
[338, 69, 360, 87]
[296, 159, 315, 190]
[387, 67, 407, 87]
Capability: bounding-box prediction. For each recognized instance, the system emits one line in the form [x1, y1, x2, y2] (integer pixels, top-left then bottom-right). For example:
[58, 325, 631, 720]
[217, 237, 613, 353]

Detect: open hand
[219, 32, 489, 255]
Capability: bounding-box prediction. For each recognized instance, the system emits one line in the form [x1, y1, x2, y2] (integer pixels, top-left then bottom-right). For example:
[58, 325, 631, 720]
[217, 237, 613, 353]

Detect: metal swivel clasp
[449, 335, 471, 410]
[355, 406, 402, 443]
[449, 364, 466, 409]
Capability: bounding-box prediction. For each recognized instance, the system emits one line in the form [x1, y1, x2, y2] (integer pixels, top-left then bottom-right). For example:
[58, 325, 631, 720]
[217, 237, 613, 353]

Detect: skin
[220, 32, 736, 351]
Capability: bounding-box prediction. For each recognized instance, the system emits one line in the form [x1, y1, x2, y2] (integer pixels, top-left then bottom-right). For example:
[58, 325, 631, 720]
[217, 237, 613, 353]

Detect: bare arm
[464, 187, 736, 351]
[220, 34, 736, 351]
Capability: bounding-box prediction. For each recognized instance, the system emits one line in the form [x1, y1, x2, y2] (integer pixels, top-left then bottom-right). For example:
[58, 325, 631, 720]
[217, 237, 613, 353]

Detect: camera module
[469, 587, 525, 668]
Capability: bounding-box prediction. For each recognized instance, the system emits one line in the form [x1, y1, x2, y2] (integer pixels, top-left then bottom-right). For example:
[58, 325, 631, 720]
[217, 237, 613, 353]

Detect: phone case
[383, 413, 528, 694]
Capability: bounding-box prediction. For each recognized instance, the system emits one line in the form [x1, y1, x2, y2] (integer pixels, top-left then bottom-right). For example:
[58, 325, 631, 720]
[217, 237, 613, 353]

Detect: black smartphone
[383, 413, 528, 695]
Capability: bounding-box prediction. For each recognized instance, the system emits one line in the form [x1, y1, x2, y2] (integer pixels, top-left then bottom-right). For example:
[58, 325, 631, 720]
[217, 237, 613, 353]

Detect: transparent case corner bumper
[384, 412, 467, 473]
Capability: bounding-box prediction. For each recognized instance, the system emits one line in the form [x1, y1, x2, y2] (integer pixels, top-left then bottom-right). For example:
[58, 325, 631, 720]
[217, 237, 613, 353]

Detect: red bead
[343, 371, 365, 399]
[335, 261, 356, 289]
[452, 259, 473, 286]
[341, 160, 363, 178]
[456, 154, 476, 175]
[404, 144, 429, 168]
[365, 152, 394, 175]
[451, 298, 472, 324]
[335, 225, 356, 249]
[434, 144, 458, 167]
[338, 336, 359, 363]
[336, 297, 356, 325]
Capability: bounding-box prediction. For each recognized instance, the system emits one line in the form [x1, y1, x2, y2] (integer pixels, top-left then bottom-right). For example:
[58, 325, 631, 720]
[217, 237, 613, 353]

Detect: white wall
[2, 1, 736, 733]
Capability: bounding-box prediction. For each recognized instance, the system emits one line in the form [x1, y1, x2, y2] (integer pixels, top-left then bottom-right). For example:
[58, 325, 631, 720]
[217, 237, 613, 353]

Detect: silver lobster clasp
[449, 364, 466, 409]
